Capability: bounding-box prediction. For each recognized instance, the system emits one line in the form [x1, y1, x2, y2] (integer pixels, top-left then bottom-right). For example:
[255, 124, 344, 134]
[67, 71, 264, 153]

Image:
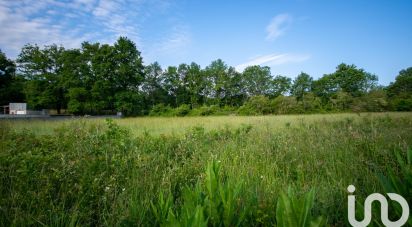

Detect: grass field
[1, 112, 412, 226]
[5, 112, 412, 136]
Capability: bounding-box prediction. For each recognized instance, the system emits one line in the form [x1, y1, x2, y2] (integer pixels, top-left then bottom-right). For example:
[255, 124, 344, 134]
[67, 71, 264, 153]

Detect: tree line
[1, 37, 411, 116]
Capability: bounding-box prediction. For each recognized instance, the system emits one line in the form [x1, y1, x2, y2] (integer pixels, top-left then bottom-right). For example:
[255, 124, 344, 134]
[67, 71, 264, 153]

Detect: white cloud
[235, 53, 310, 72]
[143, 24, 192, 64]
[0, 0, 101, 57]
[266, 13, 292, 41]
[157, 26, 191, 53]
[0, 0, 170, 58]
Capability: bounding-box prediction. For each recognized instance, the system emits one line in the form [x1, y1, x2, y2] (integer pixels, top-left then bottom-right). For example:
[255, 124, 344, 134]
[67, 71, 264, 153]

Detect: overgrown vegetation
[1, 40, 412, 116]
[1, 114, 412, 226]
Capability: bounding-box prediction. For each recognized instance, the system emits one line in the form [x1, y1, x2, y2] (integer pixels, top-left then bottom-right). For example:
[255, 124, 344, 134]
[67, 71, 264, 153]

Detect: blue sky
[0, 0, 411, 85]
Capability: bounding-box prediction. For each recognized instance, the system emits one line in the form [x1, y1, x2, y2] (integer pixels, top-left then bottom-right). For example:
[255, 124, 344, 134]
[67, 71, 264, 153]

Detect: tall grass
[1, 113, 412, 226]
[6, 112, 412, 136]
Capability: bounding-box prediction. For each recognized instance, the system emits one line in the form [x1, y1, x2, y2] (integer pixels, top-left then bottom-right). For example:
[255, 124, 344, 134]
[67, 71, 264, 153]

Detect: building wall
[9, 103, 27, 115]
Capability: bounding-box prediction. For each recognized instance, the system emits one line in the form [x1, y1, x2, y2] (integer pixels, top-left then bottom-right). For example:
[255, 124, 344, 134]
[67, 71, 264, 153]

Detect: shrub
[271, 95, 302, 114]
[0, 120, 135, 226]
[378, 148, 412, 226]
[238, 95, 272, 115]
[276, 188, 326, 227]
[173, 104, 191, 116]
[149, 103, 173, 116]
[150, 160, 324, 227]
[114, 91, 145, 116]
[189, 105, 216, 116]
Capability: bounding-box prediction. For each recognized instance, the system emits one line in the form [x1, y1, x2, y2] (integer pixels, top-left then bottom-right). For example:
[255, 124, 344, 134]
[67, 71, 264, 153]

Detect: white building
[9, 103, 27, 115]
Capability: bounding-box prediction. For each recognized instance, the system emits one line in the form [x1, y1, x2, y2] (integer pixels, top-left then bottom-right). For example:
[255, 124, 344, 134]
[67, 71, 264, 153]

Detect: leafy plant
[276, 188, 326, 227]
[150, 191, 174, 226]
[378, 148, 412, 226]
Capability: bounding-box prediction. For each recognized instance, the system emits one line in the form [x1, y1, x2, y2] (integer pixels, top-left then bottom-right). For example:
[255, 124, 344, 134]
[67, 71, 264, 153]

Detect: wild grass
[5, 112, 412, 136]
[1, 112, 412, 226]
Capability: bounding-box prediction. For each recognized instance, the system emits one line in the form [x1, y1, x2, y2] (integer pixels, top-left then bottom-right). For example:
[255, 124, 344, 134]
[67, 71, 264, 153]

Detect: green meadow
[6, 112, 411, 135]
[1, 112, 412, 226]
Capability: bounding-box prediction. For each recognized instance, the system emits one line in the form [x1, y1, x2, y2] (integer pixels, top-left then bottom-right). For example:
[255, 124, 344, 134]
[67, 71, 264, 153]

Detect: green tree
[162, 66, 181, 106]
[67, 87, 88, 114]
[204, 59, 234, 105]
[115, 91, 145, 116]
[313, 64, 377, 108]
[271, 75, 291, 98]
[333, 63, 377, 96]
[291, 72, 313, 101]
[387, 67, 412, 97]
[17, 44, 66, 112]
[241, 65, 273, 97]
[186, 62, 207, 107]
[75, 37, 144, 115]
[142, 62, 167, 109]
[113, 37, 144, 90]
[0, 50, 24, 106]
[238, 95, 272, 115]
[387, 67, 412, 111]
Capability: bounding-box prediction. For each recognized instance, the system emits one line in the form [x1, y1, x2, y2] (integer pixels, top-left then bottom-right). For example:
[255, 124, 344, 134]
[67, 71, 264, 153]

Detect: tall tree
[271, 75, 291, 97]
[142, 62, 166, 108]
[0, 50, 24, 106]
[313, 63, 378, 104]
[387, 67, 412, 97]
[387, 67, 412, 111]
[17, 44, 66, 113]
[113, 37, 144, 91]
[241, 65, 273, 97]
[162, 66, 180, 106]
[186, 62, 206, 107]
[333, 63, 378, 96]
[312, 74, 338, 103]
[204, 59, 232, 105]
[291, 72, 313, 101]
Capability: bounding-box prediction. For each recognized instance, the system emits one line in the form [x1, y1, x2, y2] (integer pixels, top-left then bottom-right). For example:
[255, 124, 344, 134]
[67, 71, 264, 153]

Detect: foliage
[291, 72, 313, 101]
[388, 67, 412, 111]
[238, 95, 272, 115]
[377, 148, 412, 226]
[272, 95, 303, 114]
[1, 38, 411, 115]
[149, 103, 174, 116]
[115, 91, 145, 116]
[173, 104, 191, 116]
[2, 114, 412, 226]
[276, 188, 326, 227]
[242, 65, 274, 96]
[0, 50, 24, 106]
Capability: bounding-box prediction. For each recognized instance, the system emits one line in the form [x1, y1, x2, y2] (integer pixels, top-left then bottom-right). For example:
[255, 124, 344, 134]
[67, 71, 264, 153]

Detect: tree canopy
[0, 37, 411, 115]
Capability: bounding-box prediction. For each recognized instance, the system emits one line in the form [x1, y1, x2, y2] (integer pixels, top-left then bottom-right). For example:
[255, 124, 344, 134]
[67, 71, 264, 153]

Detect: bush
[150, 160, 325, 227]
[149, 103, 174, 116]
[271, 96, 302, 114]
[378, 148, 412, 226]
[173, 104, 191, 116]
[115, 91, 145, 116]
[189, 105, 217, 116]
[67, 87, 88, 114]
[238, 95, 272, 115]
[0, 120, 135, 226]
[391, 98, 412, 111]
